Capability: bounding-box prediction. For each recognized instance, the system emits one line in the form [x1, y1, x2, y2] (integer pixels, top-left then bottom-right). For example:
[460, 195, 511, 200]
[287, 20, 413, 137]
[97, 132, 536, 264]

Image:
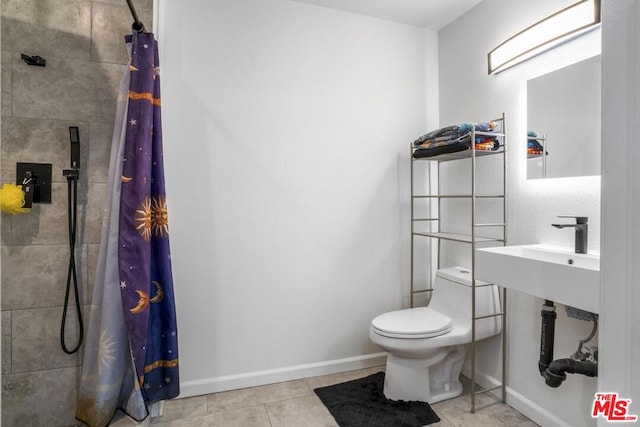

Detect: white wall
[599, 1, 640, 425]
[438, 1, 601, 426]
[157, 0, 436, 395]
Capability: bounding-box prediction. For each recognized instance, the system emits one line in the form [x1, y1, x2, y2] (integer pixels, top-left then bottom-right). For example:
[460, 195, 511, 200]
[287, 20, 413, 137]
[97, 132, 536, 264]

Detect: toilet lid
[371, 307, 453, 339]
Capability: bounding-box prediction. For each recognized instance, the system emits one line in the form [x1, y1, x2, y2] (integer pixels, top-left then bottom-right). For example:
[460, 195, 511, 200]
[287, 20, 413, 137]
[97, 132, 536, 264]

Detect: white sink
[475, 244, 600, 314]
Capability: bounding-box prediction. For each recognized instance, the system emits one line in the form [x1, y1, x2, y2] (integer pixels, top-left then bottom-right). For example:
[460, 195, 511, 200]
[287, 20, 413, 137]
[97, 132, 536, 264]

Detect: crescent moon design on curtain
[150, 281, 164, 303]
[129, 290, 149, 314]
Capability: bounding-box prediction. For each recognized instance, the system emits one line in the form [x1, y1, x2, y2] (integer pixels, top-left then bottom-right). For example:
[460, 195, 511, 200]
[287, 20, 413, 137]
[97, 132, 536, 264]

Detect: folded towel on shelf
[413, 122, 497, 148]
[458, 121, 497, 134]
[475, 136, 500, 151]
[412, 122, 500, 158]
[413, 124, 464, 146]
[527, 130, 546, 156]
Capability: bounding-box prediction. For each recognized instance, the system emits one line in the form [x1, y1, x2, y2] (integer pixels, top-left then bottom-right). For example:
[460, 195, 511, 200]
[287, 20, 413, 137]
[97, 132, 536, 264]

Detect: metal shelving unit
[410, 113, 507, 413]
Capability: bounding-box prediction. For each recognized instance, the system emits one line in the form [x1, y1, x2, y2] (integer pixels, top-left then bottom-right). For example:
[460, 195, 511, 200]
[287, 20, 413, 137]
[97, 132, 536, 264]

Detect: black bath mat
[314, 372, 440, 427]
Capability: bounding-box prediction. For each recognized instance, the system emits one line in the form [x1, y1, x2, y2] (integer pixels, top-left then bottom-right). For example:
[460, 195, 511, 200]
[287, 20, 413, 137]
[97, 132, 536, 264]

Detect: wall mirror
[527, 55, 601, 179]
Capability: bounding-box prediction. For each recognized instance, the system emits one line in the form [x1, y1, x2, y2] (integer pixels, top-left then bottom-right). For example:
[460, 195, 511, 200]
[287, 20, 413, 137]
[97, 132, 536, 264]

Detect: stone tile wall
[1, 0, 152, 425]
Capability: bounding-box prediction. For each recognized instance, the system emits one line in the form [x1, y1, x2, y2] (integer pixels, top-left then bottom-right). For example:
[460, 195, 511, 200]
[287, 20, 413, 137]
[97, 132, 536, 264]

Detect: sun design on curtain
[134, 196, 169, 240]
[152, 196, 169, 237]
[135, 198, 153, 240]
[97, 330, 118, 376]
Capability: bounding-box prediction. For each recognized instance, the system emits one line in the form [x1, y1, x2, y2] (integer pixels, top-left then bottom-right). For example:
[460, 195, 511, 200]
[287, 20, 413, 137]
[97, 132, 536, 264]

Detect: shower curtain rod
[125, 0, 146, 32]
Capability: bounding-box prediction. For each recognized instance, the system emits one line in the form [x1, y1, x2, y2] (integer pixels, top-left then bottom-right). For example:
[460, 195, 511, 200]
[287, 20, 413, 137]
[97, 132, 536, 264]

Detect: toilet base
[383, 345, 466, 404]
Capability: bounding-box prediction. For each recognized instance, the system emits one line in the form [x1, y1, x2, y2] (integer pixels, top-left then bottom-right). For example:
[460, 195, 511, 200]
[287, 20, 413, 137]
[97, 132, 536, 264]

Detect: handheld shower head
[69, 126, 80, 169]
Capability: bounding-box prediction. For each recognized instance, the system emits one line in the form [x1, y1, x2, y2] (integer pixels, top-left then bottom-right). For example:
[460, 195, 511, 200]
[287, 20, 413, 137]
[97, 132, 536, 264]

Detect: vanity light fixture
[487, 0, 600, 75]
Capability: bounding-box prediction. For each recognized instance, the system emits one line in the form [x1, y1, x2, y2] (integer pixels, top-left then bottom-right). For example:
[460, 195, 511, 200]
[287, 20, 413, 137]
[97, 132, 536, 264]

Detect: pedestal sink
[475, 244, 600, 314]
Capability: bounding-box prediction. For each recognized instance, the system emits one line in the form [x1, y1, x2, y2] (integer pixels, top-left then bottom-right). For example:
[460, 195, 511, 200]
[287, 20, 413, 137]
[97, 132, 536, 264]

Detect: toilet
[369, 266, 502, 404]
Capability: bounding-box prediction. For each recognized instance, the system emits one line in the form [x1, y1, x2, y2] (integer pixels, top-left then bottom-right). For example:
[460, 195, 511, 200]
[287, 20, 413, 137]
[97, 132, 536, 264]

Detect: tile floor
[110, 366, 539, 427]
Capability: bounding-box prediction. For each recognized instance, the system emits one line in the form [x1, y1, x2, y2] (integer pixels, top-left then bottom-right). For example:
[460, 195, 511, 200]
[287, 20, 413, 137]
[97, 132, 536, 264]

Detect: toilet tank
[428, 266, 502, 339]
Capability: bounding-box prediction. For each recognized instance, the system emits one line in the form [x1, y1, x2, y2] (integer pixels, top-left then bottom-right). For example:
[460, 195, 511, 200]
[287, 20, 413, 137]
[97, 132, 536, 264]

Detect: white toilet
[369, 266, 502, 404]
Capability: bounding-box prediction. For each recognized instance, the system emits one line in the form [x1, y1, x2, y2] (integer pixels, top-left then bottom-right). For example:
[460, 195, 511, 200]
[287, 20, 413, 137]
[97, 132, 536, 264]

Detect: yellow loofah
[0, 183, 31, 214]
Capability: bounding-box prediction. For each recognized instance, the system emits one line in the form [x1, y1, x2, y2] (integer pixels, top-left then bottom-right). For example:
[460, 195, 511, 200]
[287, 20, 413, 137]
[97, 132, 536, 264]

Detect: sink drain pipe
[538, 300, 598, 387]
[539, 300, 556, 375]
[544, 358, 597, 387]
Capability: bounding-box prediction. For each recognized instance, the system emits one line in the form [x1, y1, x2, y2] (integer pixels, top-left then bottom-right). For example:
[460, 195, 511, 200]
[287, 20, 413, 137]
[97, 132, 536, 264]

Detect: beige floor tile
[150, 395, 208, 424]
[430, 417, 456, 427]
[141, 369, 536, 427]
[433, 392, 539, 427]
[110, 410, 151, 426]
[304, 365, 385, 390]
[267, 395, 337, 427]
[154, 405, 271, 427]
[208, 379, 312, 413]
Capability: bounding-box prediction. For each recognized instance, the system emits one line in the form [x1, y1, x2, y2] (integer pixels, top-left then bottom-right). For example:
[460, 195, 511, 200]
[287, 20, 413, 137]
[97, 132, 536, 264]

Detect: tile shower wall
[1, 0, 152, 425]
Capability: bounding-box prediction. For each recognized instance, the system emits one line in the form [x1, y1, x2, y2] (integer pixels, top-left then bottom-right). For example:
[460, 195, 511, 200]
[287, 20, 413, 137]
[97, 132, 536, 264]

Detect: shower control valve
[63, 168, 80, 180]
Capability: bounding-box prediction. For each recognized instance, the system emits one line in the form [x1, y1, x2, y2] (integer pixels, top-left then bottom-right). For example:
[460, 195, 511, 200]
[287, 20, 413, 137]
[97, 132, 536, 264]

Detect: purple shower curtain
[77, 31, 179, 426]
[118, 30, 179, 406]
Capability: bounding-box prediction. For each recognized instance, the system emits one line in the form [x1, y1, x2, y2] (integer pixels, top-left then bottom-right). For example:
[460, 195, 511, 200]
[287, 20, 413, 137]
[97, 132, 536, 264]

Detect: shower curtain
[76, 32, 179, 427]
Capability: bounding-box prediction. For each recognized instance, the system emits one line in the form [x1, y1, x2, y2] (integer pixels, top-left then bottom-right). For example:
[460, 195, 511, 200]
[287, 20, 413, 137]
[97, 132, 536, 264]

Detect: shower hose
[61, 173, 83, 354]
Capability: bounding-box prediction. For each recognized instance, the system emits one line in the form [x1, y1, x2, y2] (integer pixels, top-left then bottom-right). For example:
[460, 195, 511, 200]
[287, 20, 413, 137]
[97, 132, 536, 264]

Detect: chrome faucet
[552, 216, 588, 254]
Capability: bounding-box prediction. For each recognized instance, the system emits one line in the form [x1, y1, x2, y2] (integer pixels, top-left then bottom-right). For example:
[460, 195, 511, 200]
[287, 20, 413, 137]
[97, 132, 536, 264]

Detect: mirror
[527, 55, 601, 179]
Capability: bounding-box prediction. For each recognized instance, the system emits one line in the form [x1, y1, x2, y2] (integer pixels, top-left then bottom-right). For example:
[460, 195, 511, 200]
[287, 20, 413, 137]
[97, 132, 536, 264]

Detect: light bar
[488, 0, 600, 75]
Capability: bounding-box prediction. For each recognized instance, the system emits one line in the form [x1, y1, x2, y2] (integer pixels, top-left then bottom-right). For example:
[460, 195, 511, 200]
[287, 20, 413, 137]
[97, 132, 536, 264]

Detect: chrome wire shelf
[410, 113, 508, 414]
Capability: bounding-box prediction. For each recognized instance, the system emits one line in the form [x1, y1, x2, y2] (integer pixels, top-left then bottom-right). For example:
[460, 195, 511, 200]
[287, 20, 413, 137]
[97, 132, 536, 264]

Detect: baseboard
[179, 353, 387, 398]
[461, 365, 572, 427]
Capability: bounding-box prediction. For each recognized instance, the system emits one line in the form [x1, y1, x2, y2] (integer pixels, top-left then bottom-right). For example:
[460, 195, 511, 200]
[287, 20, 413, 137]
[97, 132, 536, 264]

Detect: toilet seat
[371, 307, 453, 339]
